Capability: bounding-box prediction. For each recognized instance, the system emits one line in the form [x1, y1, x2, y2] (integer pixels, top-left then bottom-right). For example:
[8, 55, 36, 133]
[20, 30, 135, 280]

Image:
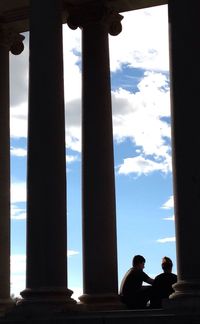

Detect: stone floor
[0, 306, 200, 324]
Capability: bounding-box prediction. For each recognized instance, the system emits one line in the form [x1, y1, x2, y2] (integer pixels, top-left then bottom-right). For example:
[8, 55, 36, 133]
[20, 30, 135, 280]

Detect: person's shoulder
[167, 272, 177, 279]
[152, 273, 163, 285]
[154, 272, 177, 284]
[171, 273, 177, 280]
[154, 273, 164, 280]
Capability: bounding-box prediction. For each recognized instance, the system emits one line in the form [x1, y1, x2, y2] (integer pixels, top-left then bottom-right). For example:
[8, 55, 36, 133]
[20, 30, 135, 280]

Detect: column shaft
[0, 39, 11, 304]
[168, 0, 200, 309]
[80, 20, 119, 304]
[21, 0, 74, 304]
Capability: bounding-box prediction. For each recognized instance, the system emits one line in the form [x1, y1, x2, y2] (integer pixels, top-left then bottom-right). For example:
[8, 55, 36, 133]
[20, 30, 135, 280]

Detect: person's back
[150, 257, 177, 308]
[120, 255, 154, 309]
[153, 272, 177, 298]
[120, 267, 148, 298]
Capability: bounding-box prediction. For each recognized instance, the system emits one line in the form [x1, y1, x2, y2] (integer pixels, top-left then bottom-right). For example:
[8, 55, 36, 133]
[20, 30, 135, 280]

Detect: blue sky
[9, 4, 176, 300]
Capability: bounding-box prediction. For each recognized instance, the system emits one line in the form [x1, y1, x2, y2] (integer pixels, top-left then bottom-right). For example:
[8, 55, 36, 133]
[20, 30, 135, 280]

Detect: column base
[78, 293, 125, 310]
[16, 287, 76, 313]
[0, 298, 14, 316]
[163, 280, 200, 313]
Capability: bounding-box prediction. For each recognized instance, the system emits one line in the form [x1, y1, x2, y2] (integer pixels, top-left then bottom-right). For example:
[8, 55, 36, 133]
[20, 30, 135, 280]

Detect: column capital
[67, 5, 123, 36]
[0, 28, 25, 55]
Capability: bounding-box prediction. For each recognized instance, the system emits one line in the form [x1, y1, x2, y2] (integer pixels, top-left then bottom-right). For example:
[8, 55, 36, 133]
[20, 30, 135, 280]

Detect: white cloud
[11, 255, 26, 274]
[11, 182, 26, 204]
[157, 237, 176, 243]
[11, 147, 27, 157]
[63, 26, 82, 152]
[163, 215, 174, 221]
[10, 33, 29, 106]
[66, 154, 79, 164]
[10, 103, 28, 139]
[112, 71, 171, 156]
[118, 155, 169, 176]
[63, 26, 81, 103]
[10, 255, 26, 297]
[161, 195, 174, 209]
[10, 71, 171, 174]
[11, 204, 26, 220]
[10, 28, 82, 151]
[71, 287, 83, 301]
[9, 7, 171, 177]
[109, 5, 169, 72]
[113, 70, 171, 175]
[110, 6, 171, 177]
[67, 250, 79, 257]
[11, 274, 25, 298]
[11, 183, 26, 220]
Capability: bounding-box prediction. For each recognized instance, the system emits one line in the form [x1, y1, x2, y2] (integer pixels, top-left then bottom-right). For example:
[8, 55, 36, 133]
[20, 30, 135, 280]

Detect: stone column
[68, 7, 123, 308]
[0, 29, 24, 312]
[19, 0, 75, 307]
[168, 0, 200, 311]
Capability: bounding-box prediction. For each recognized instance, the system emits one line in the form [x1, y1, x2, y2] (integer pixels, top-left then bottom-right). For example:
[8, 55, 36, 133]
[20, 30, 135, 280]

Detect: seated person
[150, 256, 177, 308]
[120, 255, 154, 309]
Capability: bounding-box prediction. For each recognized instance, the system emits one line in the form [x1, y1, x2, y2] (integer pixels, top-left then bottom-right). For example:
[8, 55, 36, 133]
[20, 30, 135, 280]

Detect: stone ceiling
[0, 0, 167, 33]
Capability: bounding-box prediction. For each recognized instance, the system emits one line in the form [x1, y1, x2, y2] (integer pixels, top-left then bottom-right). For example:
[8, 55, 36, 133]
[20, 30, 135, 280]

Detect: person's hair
[162, 256, 173, 272]
[132, 255, 145, 267]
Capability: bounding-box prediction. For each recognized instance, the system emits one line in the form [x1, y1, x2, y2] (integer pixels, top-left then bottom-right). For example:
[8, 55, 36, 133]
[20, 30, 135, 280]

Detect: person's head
[161, 256, 173, 273]
[132, 255, 146, 270]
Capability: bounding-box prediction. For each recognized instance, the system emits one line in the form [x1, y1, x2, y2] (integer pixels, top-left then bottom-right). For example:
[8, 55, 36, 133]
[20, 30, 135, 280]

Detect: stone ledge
[0, 308, 199, 324]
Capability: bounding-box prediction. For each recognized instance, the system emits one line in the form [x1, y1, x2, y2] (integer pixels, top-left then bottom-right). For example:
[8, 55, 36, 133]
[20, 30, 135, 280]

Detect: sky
[9, 4, 176, 300]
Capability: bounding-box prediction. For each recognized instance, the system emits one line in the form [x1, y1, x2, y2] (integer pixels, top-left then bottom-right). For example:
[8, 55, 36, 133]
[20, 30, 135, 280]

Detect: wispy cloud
[163, 215, 174, 221]
[11, 147, 27, 157]
[66, 154, 79, 164]
[157, 237, 175, 243]
[67, 250, 79, 257]
[161, 196, 174, 209]
[11, 204, 26, 220]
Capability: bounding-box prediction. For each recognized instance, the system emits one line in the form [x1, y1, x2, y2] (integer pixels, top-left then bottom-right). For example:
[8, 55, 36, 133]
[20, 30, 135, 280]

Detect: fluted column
[168, 0, 200, 312]
[68, 6, 123, 308]
[19, 0, 75, 307]
[0, 29, 24, 312]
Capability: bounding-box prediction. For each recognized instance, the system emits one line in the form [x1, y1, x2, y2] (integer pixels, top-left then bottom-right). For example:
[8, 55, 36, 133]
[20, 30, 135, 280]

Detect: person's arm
[143, 271, 154, 285]
[146, 276, 154, 285]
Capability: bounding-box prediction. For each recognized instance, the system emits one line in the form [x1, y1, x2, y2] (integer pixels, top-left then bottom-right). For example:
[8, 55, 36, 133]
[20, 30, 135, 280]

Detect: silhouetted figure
[120, 255, 154, 309]
[150, 256, 177, 308]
